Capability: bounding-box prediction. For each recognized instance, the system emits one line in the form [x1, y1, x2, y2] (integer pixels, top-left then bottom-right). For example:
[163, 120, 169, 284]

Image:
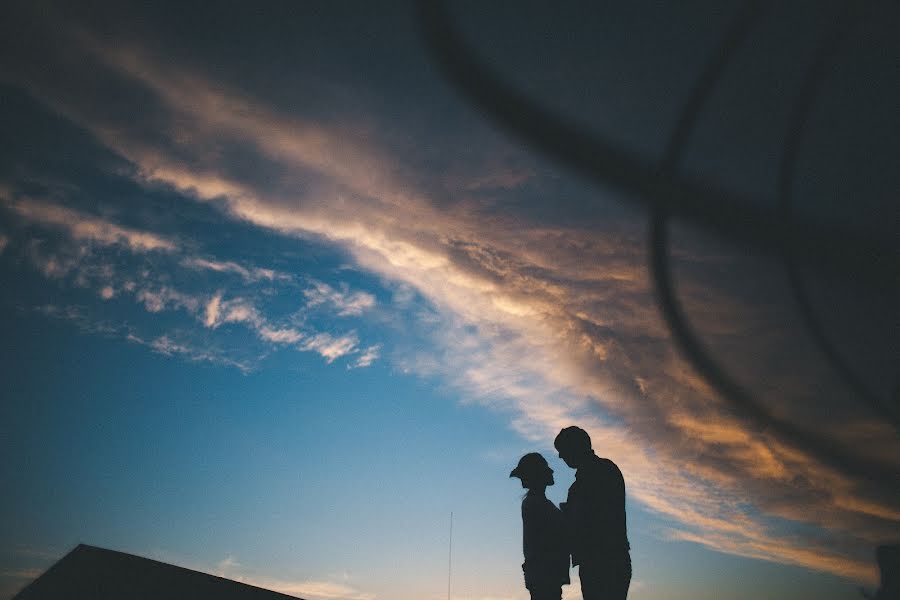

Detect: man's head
[554, 426, 593, 469]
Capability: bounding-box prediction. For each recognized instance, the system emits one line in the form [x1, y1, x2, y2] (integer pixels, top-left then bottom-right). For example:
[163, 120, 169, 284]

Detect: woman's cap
[510, 452, 550, 478]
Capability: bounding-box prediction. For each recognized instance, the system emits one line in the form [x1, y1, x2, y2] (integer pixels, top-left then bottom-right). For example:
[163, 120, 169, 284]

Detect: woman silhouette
[510, 453, 571, 600]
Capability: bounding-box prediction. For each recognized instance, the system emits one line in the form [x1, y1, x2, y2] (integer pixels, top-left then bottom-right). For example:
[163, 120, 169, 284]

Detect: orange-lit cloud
[209, 554, 374, 600]
[1, 194, 177, 253]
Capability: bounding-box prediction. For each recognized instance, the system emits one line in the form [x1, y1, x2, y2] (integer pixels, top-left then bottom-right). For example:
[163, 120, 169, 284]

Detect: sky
[1, 1, 898, 600]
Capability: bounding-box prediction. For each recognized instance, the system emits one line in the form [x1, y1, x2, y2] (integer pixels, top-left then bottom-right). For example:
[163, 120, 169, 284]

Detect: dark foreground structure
[864, 544, 900, 600]
[13, 544, 302, 600]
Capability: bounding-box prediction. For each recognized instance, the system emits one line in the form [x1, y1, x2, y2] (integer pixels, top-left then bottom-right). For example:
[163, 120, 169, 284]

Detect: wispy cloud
[351, 344, 381, 369]
[208, 555, 374, 600]
[0, 568, 43, 580]
[2, 194, 177, 252]
[204, 293, 223, 327]
[137, 287, 202, 314]
[201, 294, 371, 364]
[301, 332, 359, 364]
[35, 304, 121, 336]
[126, 333, 254, 373]
[203, 295, 263, 329]
[214, 556, 241, 577]
[258, 326, 304, 344]
[256, 579, 374, 600]
[303, 280, 376, 316]
[181, 257, 290, 283]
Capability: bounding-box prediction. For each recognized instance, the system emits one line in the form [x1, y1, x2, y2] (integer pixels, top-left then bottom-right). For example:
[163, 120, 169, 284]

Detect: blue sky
[1, 2, 898, 600]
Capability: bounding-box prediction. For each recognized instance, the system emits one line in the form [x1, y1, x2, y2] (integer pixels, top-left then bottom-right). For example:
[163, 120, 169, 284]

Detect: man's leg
[579, 554, 631, 600]
[528, 584, 562, 600]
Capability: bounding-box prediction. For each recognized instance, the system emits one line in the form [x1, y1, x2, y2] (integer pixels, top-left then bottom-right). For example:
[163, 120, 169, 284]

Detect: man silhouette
[555, 426, 631, 600]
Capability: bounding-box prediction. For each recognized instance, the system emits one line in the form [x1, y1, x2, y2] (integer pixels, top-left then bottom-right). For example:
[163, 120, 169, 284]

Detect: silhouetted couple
[510, 426, 631, 600]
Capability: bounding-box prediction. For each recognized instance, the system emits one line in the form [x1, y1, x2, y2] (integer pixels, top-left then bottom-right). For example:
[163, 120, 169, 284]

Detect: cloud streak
[208, 555, 374, 600]
[2, 194, 177, 252]
[256, 579, 374, 600]
[303, 280, 376, 316]
[126, 333, 255, 373]
[300, 332, 360, 364]
[181, 257, 291, 283]
[351, 344, 381, 369]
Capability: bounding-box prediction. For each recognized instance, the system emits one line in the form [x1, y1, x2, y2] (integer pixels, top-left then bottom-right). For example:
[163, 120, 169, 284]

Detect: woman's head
[509, 452, 554, 489]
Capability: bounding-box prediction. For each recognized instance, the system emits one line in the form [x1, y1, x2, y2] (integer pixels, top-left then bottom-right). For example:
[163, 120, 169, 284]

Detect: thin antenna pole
[447, 511, 453, 600]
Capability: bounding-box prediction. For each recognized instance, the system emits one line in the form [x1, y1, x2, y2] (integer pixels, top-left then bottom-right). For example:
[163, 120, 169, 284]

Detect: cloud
[135, 286, 202, 314]
[32, 304, 263, 373]
[221, 300, 263, 326]
[215, 556, 241, 577]
[2, 194, 177, 252]
[0, 233, 8, 254]
[258, 326, 304, 344]
[256, 579, 374, 600]
[3, 24, 897, 585]
[181, 257, 290, 283]
[300, 332, 359, 363]
[199, 296, 265, 330]
[667, 528, 875, 582]
[204, 293, 223, 327]
[303, 280, 376, 316]
[351, 344, 381, 369]
[205, 555, 373, 600]
[202, 294, 363, 359]
[0, 568, 43, 580]
[126, 333, 254, 373]
[35, 304, 120, 336]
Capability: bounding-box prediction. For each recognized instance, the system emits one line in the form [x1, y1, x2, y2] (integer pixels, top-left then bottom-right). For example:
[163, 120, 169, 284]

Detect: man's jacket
[563, 454, 630, 566]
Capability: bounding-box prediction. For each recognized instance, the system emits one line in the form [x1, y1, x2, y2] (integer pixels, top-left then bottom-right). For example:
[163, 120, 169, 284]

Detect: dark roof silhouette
[13, 544, 303, 600]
